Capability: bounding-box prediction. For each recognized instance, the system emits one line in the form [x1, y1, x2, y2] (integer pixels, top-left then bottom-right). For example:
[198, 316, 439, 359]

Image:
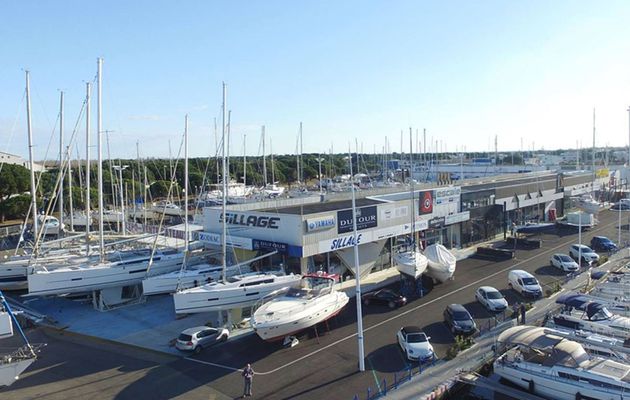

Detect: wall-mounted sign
[337, 206, 378, 234]
[306, 216, 336, 232]
[196, 231, 253, 249]
[445, 211, 470, 225]
[435, 186, 461, 204]
[253, 239, 288, 253]
[428, 216, 445, 229]
[220, 212, 281, 229]
[329, 233, 363, 251]
[418, 191, 434, 215]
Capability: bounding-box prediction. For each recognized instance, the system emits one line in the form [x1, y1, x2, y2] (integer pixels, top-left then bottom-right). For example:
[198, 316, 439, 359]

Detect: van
[508, 270, 542, 298]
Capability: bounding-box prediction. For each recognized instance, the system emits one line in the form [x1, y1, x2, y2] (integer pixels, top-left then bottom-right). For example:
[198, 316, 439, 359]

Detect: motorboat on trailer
[173, 271, 301, 314]
[26, 248, 194, 296]
[394, 246, 428, 280]
[251, 273, 349, 341]
[423, 243, 456, 283]
[577, 194, 601, 214]
[151, 201, 184, 217]
[557, 292, 630, 317]
[551, 295, 630, 339]
[494, 325, 630, 400]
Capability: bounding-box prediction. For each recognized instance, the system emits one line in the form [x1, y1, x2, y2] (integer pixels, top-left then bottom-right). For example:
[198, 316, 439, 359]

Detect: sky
[2, 1, 630, 161]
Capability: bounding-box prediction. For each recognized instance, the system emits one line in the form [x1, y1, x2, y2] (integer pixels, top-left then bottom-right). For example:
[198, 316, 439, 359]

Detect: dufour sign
[306, 216, 336, 232]
[337, 206, 377, 234]
[220, 212, 280, 230]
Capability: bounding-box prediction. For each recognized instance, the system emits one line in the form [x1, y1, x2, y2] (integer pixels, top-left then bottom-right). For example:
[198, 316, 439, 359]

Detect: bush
[445, 335, 475, 360]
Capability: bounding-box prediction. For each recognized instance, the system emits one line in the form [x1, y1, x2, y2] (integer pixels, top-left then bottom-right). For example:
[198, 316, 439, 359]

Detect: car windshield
[486, 291, 503, 300]
[559, 255, 573, 262]
[378, 290, 394, 298]
[178, 334, 192, 341]
[522, 277, 538, 286]
[406, 333, 427, 343]
[453, 311, 471, 320]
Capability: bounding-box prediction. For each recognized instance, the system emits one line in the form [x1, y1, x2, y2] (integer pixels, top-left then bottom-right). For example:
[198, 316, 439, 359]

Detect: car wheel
[508, 282, 513, 289]
[388, 301, 396, 309]
[193, 346, 202, 354]
[451, 326, 457, 335]
[221, 334, 228, 342]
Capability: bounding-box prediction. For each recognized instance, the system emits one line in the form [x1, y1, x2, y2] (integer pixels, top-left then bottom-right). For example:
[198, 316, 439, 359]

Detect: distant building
[0, 151, 46, 172]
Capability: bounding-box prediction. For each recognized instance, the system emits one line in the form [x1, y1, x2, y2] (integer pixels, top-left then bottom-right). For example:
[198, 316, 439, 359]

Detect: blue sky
[2, 1, 630, 160]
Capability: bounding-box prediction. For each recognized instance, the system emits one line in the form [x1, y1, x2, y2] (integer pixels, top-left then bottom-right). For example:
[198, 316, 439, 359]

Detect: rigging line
[0, 90, 26, 176]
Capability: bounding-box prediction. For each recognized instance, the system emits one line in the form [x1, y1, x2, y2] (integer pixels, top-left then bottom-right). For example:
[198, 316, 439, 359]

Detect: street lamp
[113, 165, 129, 235]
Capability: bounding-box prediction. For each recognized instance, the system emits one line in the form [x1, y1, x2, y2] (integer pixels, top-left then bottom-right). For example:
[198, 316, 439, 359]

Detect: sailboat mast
[409, 127, 416, 249]
[262, 125, 267, 187]
[59, 91, 64, 231]
[85, 82, 91, 254]
[25, 71, 38, 236]
[221, 83, 228, 281]
[299, 122, 303, 183]
[97, 57, 105, 260]
[184, 115, 189, 253]
[271, 138, 275, 184]
[243, 134, 247, 186]
[227, 110, 231, 183]
[67, 145, 74, 231]
[592, 108, 596, 194]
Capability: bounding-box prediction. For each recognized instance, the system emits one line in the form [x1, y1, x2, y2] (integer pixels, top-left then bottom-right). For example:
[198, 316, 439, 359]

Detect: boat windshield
[406, 333, 427, 343]
[487, 291, 503, 300]
[591, 308, 613, 321]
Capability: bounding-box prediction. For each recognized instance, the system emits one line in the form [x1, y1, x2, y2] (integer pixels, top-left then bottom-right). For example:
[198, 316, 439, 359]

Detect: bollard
[367, 387, 372, 400]
[382, 378, 387, 395]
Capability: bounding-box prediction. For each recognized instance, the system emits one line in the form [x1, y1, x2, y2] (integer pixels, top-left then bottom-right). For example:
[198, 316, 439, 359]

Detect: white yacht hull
[173, 274, 301, 314]
[0, 358, 36, 387]
[494, 361, 630, 400]
[142, 263, 224, 295]
[394, 251, 428, 279]
[252, 291, 349, 341]
[27, 252, 187, 296]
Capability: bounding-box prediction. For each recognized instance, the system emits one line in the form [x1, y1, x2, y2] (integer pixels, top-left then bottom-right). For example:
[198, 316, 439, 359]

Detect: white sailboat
[251, 273, 348, 341]
[494, 325, 630, 400]
[423, 243, 456, 283]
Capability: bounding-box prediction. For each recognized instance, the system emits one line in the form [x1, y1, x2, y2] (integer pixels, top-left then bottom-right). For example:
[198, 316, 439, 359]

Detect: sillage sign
[337, 206, 377, 234]
[220, 212, 280, 229]
[306, 216, 336, 232]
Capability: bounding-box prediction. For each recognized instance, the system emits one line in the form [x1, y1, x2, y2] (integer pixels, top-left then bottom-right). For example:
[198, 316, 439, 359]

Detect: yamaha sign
[306, 216, 336, 232]
[337, 206, 378, 234]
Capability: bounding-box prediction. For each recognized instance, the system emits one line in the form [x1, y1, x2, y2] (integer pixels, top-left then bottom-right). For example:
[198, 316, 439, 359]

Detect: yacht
[394, 247, 428, 279]
[173, 272, 301, 314]
[27, 248, 192, 296]
[251, 273, 349, 341]
[423, 243, 456, 283]
[577, 194, 601, 214]
[151, 201, 184, 217]
[494, 325, 630, 400]
[547, 326, 630, 363]
[261, 183, 285, 198]
[552, 295, 630, 339]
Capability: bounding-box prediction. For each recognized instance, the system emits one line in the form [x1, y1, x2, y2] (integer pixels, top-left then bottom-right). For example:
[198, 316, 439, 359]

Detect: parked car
[590, 236, 618, 252]
[176, 326, 229, 354]
[550, 253, 579, 272]
[396, 326, 434, 362]
[362, 289, 407, 309]
[508, 270, 542, 298]
[443, 304, 477, 335]
[475, 286, 508, 312]
[569, 244, 600, 265]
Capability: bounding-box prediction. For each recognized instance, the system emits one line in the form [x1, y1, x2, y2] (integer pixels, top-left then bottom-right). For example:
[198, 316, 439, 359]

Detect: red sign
[419, 190, 433, 215]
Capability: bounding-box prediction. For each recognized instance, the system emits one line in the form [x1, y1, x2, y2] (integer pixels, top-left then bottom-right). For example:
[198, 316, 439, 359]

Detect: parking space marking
[183, 219, 618, 376]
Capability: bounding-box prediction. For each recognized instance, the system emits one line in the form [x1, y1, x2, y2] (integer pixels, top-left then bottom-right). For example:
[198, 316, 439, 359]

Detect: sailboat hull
[394, 251, 428, 279]
[0, 358, 36, 387]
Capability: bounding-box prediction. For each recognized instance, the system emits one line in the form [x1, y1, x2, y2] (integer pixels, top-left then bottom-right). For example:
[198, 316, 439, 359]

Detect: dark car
[443, 304, 477, 336]
[362, 289, 407, 309]
[590, 236, 617, 252]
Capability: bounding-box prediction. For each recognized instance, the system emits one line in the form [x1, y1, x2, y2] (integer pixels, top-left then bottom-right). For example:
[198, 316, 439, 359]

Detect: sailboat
[395, 128, 428, 279]
[0, 290, 41, 387]
[251, 273, 349, 341]
[424, 243, 456, 283]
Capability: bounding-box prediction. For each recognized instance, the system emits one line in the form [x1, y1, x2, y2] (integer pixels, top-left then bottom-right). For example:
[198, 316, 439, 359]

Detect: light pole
[113, 165, 129, 235]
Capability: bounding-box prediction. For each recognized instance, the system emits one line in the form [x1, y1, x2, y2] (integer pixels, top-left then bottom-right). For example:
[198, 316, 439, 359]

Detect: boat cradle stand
[92, 284, 145, 312]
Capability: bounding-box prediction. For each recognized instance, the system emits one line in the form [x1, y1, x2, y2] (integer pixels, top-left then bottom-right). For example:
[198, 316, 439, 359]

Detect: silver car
[176, 326, 229, 354]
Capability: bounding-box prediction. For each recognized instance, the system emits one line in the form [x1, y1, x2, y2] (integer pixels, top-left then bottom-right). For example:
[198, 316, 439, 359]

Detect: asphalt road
[2, 209, 627, 400]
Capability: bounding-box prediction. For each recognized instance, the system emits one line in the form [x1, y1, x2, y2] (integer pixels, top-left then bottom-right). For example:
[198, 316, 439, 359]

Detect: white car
[508, 270, 542, 299]
[396, 326, 434, 362]
[475, 286, 508, 312]
[550, 253, 579, 272]
[569, 244, 600, 265]
[176, 326, 229, 354]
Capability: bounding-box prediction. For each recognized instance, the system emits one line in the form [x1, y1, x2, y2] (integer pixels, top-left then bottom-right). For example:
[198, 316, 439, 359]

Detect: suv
[569, 244, 600, 265]
[176, 326, 229, 354]
[443, 304, 477, 335]
[590, 236, 617, 252]
[508, 270, 542, 298]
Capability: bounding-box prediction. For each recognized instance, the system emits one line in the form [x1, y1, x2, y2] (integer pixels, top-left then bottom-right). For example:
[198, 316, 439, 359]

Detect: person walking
[512, 302, 520, 324]
[520, 303, 527, 325]
[242, 363, 254, 398]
